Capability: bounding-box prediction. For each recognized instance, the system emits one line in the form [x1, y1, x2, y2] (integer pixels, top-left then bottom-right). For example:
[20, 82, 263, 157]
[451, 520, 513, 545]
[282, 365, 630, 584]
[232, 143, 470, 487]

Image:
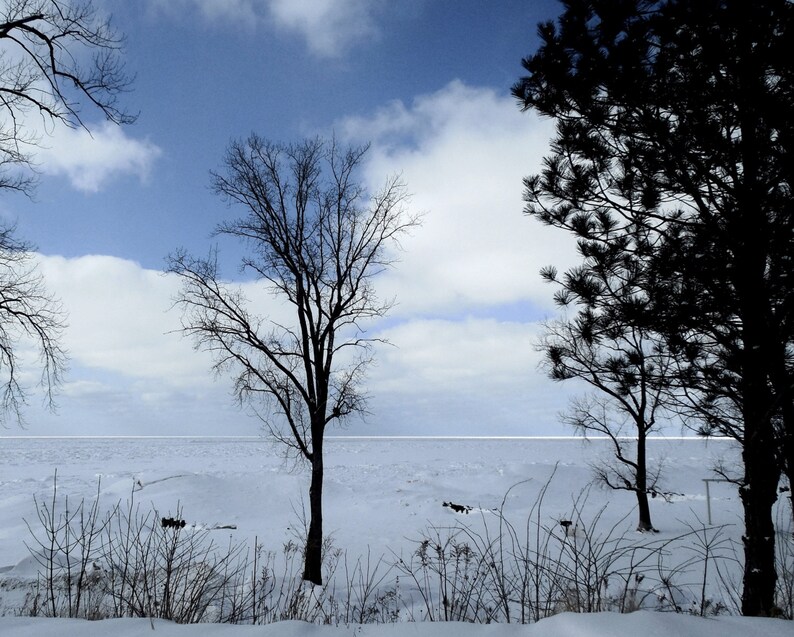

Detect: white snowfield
[1, 611, 792, 637]
[0, 436, 790, 637]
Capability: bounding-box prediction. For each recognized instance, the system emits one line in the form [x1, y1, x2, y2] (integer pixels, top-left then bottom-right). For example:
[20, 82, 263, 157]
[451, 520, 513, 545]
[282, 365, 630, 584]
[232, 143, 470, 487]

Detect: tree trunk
[784, 417, 794, 528]
[303, 433, 324, 585]
[739, 283, 778, 616]
[733, 33, 781, 615]
[635, 428, 655, 532]
[769, 339, 794, 526]
[635, 489, 654, 532]
[740, 427, 779, 616]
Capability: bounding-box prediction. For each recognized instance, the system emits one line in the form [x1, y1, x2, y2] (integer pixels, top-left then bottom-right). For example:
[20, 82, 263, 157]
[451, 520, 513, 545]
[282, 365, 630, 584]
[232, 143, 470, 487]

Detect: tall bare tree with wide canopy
[169, 136, 418, 585]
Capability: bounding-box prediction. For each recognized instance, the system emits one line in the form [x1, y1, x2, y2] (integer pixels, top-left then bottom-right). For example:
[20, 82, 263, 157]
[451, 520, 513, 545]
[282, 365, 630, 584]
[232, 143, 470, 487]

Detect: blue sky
[2, 0, 586, 437]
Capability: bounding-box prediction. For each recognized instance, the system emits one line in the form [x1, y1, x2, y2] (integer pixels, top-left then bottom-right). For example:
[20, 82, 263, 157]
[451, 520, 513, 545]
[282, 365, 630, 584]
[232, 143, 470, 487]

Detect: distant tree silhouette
[168, 136, 419, 585]
[514, 0, 793, 616]
[537, 240, 675, 531]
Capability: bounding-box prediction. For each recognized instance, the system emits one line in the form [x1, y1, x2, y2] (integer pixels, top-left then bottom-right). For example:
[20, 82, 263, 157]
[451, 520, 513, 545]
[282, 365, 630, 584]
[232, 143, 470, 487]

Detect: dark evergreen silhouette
[514, 0, 793, 616]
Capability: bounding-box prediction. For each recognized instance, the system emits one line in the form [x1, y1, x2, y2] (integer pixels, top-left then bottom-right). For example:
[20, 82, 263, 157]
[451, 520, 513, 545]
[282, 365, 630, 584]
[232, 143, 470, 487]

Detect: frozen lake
[0, 436, 746, 569]
[2, 435, 791, 636]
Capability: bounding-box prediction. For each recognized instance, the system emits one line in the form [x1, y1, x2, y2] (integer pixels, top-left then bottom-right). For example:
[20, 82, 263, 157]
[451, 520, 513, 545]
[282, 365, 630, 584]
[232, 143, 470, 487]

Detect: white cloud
[266, 0, 378, 57]
[147, 0, 259, 23]
[332, 81, 586, 435]
[32, 254, 297, 387]
[340, 80, 579, 319]
[18, 244, 576, 434]
[38, 122, 162, 193]
[19, 253, 576, 436]
[15, 81, 586, 436]
[146, 0, 378, 57]
[371, 318, 542, 394]
[34, 254, 208, 385]
[361, 317, 579, 436]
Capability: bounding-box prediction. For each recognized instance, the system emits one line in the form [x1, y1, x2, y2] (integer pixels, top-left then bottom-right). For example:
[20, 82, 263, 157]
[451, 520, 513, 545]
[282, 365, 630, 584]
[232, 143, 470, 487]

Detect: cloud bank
[341, 80, 578, 318]
[16, 81, 580, 436]
[35, 255, 207, 385]
[336, 81, 581, 434]
[38, 122, 162, 193]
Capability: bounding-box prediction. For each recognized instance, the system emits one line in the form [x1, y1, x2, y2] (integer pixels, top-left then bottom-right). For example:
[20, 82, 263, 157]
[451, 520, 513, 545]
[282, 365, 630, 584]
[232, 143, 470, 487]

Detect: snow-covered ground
[0, 435, 791, 636]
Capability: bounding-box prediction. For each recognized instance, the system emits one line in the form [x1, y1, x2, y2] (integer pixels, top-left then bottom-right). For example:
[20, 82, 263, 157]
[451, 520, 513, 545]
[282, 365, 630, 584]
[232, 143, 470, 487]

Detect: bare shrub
[339, 549, 398, 624]
[23, 474, 248, 623]
[23, 471, 114, 619]
[20, 475, 397, 625]
[394, 526, 494, 622]
[102, 500, 248, 622]
[18, 470, 770, 625]
[394, 471, 743, 623]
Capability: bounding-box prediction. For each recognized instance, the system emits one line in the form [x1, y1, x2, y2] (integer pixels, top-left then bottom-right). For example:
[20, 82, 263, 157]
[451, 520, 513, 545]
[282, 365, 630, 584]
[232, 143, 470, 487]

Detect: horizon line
[0, 434, 732, 441]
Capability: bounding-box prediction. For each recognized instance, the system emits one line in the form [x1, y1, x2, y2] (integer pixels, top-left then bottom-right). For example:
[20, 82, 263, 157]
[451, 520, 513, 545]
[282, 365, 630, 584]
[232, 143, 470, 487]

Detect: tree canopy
[169, 136, 419, 584]
[514, 0, 793, 616]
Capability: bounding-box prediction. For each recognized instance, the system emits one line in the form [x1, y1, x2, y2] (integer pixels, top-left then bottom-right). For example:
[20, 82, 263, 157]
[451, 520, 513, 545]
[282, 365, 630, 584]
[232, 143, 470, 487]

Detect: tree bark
[737, 239, 779, 616]
[635, 428, 655, 532]
[733, 18, 781, 614]
[635, 489, 654, 532]
[740, 425, 779, 616]
[303, 432, 324, 585]
[769, 338, 794, 526]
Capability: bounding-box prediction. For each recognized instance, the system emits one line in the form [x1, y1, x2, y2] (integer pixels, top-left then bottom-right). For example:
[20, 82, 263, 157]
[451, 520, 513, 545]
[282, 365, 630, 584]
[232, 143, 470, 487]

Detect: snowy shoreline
[0, 437, 788, 635]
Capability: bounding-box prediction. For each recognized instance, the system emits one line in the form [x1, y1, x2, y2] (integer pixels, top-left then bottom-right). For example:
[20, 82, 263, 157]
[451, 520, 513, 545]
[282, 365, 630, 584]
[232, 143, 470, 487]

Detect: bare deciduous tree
[1, 0, 135, 192]
[0, 0, 133, 423]
[541, 316, 673, 532]
[0, 227, 65, 425]
[168, 135, 419, 585]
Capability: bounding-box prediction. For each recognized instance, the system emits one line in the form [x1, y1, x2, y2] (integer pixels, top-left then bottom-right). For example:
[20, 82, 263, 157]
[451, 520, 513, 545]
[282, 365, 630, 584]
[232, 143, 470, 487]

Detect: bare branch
[0, 225, 66, 426]
[168, 136, 420, 584]
[0, 0, 135, 193]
